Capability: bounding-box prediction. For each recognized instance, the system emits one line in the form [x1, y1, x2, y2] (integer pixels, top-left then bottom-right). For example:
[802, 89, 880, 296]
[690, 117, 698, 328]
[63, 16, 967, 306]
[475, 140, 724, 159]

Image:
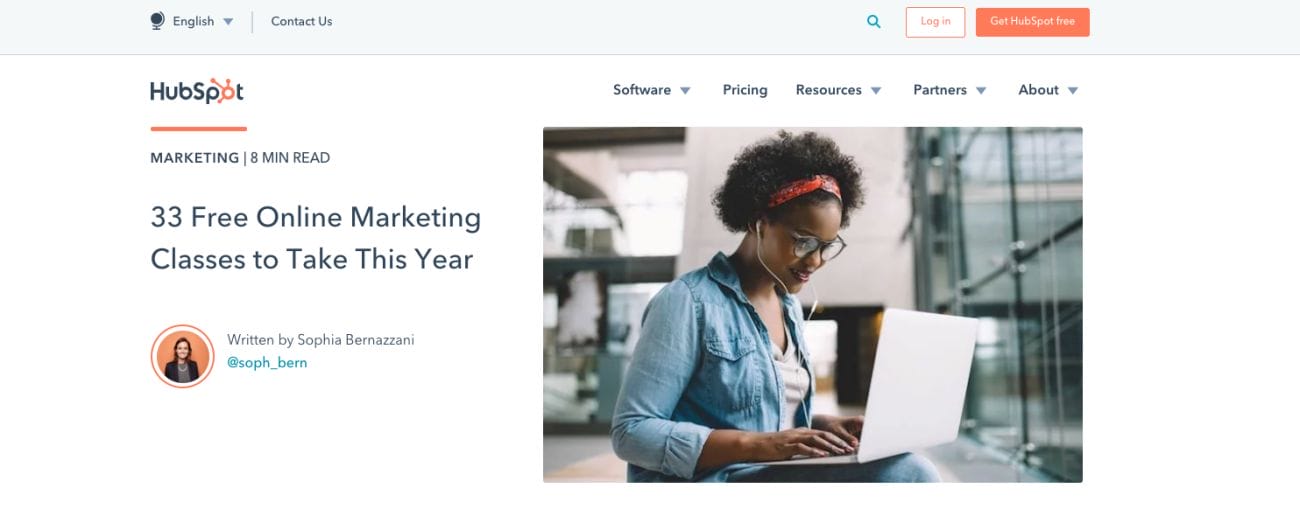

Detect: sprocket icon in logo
[211, 78, 239, 104]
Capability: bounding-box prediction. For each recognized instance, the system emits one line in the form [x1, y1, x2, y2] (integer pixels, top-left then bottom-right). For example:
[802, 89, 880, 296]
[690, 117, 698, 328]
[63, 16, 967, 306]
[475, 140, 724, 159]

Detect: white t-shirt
[773, 335, 810, 431]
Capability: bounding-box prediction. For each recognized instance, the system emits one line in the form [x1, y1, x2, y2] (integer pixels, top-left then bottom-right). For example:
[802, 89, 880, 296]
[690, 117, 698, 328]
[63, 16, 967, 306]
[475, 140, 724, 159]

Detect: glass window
[913, 127, 1083, 481]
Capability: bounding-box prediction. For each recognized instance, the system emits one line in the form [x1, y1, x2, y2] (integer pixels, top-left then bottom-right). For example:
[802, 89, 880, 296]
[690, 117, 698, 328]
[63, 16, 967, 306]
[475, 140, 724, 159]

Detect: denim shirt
[610, 252, 814, 482]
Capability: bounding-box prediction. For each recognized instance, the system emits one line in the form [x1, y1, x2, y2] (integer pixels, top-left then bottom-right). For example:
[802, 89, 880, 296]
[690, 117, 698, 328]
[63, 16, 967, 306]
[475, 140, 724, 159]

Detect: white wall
[677, 127, 915, 308]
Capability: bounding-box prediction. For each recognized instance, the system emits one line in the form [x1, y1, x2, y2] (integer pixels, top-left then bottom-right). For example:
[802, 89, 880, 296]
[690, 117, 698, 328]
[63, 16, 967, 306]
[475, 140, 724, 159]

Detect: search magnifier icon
[867, 14, 882, 29]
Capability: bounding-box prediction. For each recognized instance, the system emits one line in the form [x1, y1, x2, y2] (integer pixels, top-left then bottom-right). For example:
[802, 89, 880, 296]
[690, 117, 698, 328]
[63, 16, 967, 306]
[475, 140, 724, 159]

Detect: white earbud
[757, 219, 815, 430]
[755, 220, 789, 295]
[755, 219, 819, 322]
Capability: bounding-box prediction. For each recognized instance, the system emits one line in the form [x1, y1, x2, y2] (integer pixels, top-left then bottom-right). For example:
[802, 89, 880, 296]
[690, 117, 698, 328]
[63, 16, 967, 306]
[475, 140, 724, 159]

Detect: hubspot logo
[150, 79, 246, 105]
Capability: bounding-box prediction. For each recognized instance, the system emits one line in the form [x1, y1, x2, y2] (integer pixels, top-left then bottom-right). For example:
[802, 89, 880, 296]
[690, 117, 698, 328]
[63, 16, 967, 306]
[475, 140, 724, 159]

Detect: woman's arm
[610, 282, 858, 478]
[696, 430, 754, 470]
[609, 281, 711, 480]
[697, 427, 856, 471]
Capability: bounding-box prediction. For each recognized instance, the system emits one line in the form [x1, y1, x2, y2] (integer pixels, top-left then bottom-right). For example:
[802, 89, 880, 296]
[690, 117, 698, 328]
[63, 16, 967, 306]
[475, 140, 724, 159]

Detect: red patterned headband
[768, 174, 841, 208]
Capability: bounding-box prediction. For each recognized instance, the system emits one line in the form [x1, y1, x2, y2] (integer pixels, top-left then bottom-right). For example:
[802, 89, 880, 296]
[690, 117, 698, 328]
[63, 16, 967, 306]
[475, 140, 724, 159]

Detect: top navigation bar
[4, 1, 1299, 55]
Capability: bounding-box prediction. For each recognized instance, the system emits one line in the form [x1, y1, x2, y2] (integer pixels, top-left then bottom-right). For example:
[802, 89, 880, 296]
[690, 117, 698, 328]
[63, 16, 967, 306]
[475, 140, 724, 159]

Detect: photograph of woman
[610, 131, 941, 482]
[164, 337, 202, 384]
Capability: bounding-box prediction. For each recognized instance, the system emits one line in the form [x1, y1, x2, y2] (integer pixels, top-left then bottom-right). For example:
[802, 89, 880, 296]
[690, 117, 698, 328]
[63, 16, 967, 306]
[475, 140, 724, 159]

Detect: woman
[164, 337, 201, 384]
[611, 131, 941, 482]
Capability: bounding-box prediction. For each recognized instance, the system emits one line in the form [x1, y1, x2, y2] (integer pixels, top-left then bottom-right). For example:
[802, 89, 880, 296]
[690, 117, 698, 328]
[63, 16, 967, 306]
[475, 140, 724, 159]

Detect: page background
[0, 56, 1294, 519]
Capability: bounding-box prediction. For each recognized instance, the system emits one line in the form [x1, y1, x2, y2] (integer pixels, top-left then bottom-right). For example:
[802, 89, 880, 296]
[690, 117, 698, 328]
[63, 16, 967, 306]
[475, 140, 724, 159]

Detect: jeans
[718, 452, 942, 482]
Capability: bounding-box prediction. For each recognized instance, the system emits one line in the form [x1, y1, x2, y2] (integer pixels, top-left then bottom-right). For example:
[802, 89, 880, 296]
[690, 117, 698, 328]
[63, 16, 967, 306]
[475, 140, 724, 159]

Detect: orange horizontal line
[151, 126, 248, 132]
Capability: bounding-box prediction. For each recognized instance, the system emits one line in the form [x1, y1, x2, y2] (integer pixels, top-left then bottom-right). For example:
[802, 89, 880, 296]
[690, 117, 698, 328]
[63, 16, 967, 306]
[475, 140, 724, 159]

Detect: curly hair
[712, 130, 865, 233]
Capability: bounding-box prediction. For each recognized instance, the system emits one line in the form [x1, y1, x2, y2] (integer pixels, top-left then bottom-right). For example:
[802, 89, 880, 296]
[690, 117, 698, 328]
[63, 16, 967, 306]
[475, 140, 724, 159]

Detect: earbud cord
[755, 223, 820, 322]
[756, 222, 815, 432]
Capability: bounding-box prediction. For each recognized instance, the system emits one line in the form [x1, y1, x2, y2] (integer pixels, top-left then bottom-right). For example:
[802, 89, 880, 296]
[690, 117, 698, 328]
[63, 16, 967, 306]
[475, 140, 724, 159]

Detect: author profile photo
[164, 337, 202, 384]
[152, 325, 214, 388]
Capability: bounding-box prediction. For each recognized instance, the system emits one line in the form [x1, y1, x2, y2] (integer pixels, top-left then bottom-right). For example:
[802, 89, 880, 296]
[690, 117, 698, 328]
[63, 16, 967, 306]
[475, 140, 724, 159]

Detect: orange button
[975, 8, 1090, 37]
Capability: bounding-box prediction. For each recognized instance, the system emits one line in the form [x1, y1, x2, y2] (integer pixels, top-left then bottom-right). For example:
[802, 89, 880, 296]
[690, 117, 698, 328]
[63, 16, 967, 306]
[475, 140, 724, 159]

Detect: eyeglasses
[790, 231, 847, 262]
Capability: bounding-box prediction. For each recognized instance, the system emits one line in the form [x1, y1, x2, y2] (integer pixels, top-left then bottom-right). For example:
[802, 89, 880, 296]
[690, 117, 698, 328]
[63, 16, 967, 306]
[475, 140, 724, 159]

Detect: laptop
[762, 308, 978, 465]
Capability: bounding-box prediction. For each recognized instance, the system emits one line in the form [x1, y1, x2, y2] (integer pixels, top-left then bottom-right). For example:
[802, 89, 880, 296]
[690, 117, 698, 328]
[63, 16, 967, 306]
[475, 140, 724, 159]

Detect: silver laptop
[763, 308, 978, 465]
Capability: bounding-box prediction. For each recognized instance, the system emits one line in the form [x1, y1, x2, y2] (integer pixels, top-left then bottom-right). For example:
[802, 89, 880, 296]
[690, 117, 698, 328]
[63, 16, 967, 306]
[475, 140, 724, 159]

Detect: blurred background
[542, 127, 1082, 482]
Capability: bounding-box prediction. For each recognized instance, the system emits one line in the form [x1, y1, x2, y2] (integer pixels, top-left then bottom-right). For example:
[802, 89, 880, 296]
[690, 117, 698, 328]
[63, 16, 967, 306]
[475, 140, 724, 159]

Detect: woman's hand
[811, 414, 863, 450]
[744, 428, 856, 461]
